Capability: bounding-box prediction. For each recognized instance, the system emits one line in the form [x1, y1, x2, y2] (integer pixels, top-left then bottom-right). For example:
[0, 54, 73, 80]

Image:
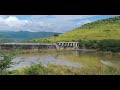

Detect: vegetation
[0, 31, 61, 42]
[0, 50, 18, 74]
[0, 49, 119, 75]
[53, 33, 59, 37]
[7, 63, 120, 75]
[29, 16, 120, 52]
[77, 39, 120, 52]
[0, 16, 120, 75]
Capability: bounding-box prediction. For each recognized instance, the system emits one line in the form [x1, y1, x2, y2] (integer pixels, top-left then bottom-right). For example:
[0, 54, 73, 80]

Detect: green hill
[31, 16, 120, 42]
[30, 16, 120, 52]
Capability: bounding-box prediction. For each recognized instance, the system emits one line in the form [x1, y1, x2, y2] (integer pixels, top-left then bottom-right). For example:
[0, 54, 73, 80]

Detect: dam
[0, 42, 82, 50]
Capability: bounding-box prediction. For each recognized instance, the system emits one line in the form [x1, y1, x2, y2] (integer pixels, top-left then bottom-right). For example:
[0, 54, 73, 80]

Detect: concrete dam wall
[0, 42, 83, 50]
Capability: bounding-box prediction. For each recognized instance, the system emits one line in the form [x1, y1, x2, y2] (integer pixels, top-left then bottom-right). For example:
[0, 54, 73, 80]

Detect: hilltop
[30, 16, 120, 42]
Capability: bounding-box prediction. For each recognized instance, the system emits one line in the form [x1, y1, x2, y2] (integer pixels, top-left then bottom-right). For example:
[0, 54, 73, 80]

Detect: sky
[0, 15, 119, 33]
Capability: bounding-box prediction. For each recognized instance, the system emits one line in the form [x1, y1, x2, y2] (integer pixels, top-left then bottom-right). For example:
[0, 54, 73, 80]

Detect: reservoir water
[9, 51, 120, 70]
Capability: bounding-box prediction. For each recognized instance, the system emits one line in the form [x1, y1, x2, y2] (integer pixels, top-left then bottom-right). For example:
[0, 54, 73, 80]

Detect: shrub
[0, 50, 19, 74]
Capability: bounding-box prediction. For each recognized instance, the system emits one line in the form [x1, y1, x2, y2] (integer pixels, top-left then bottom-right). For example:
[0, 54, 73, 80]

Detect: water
[9, 51, 120, 70]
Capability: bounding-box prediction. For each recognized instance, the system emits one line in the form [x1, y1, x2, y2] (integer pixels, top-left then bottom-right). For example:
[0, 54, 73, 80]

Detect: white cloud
[30, 15, 96, 22]
[52, 15, 95, 20]
[28, 15, 96, 32]
[77, 20, 91, 25]
[5, 16, 29, 27]
[0, 16, 29, 31]
[0, 15, 10, 19]
[0, 15, 96, 32]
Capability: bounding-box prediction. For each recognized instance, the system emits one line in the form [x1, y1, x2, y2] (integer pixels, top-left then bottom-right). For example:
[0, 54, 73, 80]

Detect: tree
[0, 54, 14, 71]
[53, 33, 59, 37]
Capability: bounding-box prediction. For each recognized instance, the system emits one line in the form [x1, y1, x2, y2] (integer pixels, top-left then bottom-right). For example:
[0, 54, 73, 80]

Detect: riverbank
[5, 63, 120, 75]
[0, 49, 120, 75]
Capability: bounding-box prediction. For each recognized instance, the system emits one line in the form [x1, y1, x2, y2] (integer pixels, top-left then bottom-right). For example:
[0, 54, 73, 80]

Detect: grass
[0, 49, 119, 75]
[0, 48, 120, 75]
[0, 48, 70, 54]
[7, 63, 120, 75]
[6, 50, 120, 75]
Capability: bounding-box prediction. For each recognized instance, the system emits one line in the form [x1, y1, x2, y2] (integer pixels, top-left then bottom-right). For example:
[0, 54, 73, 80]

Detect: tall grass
[8, 63, 120, 75]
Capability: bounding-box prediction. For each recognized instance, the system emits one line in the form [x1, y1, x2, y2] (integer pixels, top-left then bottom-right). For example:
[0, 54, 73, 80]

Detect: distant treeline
[0, 31, 61, 42]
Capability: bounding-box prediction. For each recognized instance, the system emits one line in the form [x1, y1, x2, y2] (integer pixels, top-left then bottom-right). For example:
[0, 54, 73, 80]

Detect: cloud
[28, 15, 95, 32]
[49, 20, 91, 32]
[77, 20, 91, 25]
[5, 16, 29, 27]
[0, 15, 96, 32]
[0, 16, 29, 31]
[0, 15, 10, 19]
[30, 15, 96, 21]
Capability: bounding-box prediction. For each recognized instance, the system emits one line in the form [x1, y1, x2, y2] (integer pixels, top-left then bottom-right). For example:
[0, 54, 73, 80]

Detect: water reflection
[9, 51, 120, 70]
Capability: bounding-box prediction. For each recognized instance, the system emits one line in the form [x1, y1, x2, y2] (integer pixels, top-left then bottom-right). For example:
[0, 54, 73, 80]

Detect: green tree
[53, 33, 59, 37]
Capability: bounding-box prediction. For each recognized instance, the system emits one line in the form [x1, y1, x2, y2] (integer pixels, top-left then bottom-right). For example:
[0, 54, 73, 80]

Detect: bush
[78, 39, 120, 52]
[98, 39, 120, 52]
[23, 63, 45, 75]
[0, 50, 19, 74]
[53, 33, 59, 37]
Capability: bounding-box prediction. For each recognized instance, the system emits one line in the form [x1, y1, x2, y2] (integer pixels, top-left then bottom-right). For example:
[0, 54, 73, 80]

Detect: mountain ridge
[0, 31, 61, 42]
